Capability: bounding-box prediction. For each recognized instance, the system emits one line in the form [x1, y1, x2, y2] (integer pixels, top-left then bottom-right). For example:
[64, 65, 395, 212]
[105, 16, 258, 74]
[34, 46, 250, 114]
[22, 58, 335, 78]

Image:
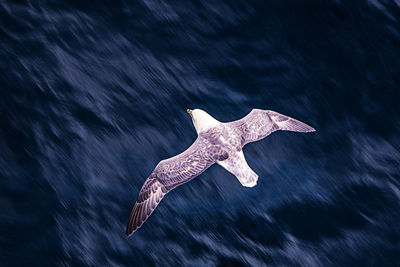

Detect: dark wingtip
[126, 229, 131, 238]
[126, 226, 136, 238]
[126, 221, 137, 238]
[126, 217, 135, 238]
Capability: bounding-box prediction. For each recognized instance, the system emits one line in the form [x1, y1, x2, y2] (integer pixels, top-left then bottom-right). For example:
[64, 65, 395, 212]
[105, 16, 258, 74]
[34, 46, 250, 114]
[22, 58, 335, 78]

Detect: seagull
[126, 108, 315, 237]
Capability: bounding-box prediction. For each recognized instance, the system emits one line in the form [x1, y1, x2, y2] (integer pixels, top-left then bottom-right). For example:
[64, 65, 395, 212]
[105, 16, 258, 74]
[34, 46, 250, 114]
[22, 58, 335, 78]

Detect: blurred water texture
[1, 0, 400, 266]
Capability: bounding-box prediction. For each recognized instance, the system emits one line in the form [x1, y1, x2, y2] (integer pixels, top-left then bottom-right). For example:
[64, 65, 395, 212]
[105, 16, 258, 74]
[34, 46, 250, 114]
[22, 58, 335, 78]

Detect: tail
[267, 110, 316, 133]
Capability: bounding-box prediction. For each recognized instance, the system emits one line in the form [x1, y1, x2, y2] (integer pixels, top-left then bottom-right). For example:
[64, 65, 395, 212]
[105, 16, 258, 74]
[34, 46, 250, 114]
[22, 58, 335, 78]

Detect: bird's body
[126, 109, 315, 237]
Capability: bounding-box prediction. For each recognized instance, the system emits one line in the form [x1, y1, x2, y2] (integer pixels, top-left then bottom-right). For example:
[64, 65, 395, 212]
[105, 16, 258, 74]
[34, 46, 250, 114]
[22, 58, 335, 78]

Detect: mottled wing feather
[126, 176, 167, 236]
[126, 136, 221, 236]
[155, 134, 221, 189]
[267, 110, 315, 133]
[230, 109, 276, 145]
[231, 109, 315, 146]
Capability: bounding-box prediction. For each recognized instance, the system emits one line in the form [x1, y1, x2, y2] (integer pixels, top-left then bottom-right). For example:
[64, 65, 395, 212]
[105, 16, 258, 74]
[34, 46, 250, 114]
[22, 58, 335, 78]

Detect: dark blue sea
[1, 0, 400, 266]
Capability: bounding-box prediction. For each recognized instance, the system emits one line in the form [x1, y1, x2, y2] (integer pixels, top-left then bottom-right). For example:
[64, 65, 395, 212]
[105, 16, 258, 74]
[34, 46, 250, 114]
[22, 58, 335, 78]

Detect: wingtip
[302, 124, 316, 133]
[126, 227, 135, 238]
[126, 229, 131, 238]
[126, 221, 136, 238]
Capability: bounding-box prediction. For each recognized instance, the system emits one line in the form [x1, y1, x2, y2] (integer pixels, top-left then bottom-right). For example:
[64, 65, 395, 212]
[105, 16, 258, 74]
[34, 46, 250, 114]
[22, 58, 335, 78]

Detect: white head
[187, 109, 220, 134]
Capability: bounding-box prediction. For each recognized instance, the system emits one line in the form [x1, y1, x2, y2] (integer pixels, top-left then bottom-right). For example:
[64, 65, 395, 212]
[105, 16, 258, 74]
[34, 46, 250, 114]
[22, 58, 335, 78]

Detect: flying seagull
[126, 109, 315, 237]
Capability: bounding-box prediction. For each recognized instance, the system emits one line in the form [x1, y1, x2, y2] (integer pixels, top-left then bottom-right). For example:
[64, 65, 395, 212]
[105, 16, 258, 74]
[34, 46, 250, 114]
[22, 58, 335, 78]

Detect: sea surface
[1, 0, 400, 266]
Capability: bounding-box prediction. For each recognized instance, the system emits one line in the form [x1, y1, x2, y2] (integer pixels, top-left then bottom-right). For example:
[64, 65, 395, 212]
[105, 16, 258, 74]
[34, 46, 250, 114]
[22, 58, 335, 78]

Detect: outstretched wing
[126, 176, 168, 237]
[126, 135, 223, 237]
[230, 109, 315, 146]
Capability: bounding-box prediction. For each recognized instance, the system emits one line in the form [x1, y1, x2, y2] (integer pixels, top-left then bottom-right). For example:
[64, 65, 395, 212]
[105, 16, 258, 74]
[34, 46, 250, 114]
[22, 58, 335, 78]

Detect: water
[1, 0, 400, 266]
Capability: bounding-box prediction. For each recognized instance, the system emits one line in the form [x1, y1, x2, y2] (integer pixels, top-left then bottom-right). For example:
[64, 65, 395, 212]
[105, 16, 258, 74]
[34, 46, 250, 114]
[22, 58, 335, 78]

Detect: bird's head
[187, 109, 220, 134]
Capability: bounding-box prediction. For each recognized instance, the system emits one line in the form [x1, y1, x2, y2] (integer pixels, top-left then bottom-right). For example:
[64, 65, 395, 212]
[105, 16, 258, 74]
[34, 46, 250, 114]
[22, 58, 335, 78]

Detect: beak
[187, 109, 192, 117]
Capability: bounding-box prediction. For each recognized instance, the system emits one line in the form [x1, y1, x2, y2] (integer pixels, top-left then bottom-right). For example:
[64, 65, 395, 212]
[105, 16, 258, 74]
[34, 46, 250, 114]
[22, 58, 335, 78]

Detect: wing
[126, 176, 167, 237]
[230, 109, 315, 146]
[126, 136, 222, 237]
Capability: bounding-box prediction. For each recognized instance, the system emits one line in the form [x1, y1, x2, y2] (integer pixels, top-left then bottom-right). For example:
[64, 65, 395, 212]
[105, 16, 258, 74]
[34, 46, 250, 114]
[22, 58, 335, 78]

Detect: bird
[126, 108, 315, 237]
